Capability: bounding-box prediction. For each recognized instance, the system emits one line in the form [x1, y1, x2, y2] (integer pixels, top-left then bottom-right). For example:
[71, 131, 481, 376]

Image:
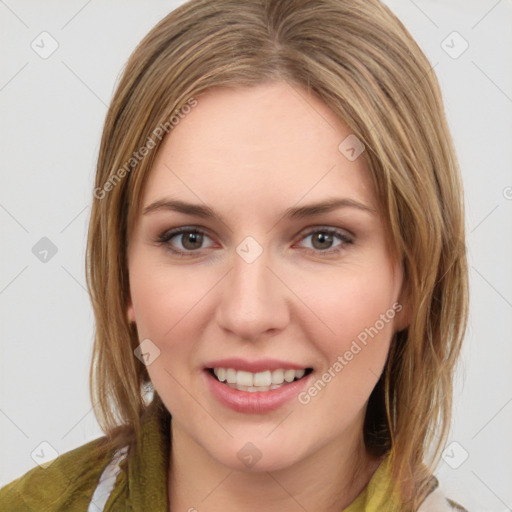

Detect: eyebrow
[143, 197, 376, 221]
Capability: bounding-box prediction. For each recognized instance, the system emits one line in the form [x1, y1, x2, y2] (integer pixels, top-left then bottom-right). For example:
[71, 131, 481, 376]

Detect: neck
[167, 421, 383, 512]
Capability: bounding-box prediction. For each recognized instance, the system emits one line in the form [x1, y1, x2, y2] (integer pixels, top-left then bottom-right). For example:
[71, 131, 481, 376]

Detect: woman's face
[127, 81, 406, 471]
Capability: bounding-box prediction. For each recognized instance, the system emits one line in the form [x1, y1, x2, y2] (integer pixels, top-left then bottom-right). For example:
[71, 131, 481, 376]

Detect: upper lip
[204, 358, 311, 373]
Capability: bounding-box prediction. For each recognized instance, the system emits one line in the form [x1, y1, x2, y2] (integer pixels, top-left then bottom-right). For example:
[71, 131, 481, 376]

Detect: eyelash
[154, 226, 354, 258]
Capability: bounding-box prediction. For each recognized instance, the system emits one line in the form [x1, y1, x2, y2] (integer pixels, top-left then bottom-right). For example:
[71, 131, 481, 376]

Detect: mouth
[206, 367, 314, 392]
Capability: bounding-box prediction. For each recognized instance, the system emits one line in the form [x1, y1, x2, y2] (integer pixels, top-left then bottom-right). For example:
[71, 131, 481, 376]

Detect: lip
[204, 357, 309, 373]
[203, 367, 313, 414]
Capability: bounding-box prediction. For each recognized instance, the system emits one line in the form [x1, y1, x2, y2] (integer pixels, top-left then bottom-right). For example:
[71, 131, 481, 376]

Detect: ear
[127, 300, 135, 324]
[393, 279, 410, 332]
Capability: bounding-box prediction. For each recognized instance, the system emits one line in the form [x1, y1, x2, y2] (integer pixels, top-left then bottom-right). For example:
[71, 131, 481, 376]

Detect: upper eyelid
[159, 224, 352, 237]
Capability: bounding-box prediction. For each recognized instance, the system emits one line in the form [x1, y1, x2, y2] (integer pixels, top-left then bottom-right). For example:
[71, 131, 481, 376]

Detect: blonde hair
[85, 0, 469, 507]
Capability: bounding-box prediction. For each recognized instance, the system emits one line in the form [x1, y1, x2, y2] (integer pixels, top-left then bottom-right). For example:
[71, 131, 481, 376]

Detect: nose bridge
[216, 241, 288, 340]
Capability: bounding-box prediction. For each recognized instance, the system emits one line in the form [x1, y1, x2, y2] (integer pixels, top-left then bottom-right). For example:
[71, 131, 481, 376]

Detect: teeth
[226, 368, 237, 383]
[211, 367, 308, 391]
[283, 369, 296, 382]
[226, 383, 284, 392]
[213, 368, 226, 382]
[271, 369, 284, 384]
[236, 370, 253, 387]
[253, 371, 271, 387]
[295, 369, 305, 379]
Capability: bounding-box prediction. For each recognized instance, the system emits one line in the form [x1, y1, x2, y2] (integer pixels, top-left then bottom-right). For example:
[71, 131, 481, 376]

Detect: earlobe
[393, 272, 410, 332]
[394, 301, 410, 332]
[127, 303, 135, 323]
[394, 287, 410, 332]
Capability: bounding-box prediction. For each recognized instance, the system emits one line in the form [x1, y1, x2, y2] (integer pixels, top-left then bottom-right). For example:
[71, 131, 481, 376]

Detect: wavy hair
[85, 0, 469, 507]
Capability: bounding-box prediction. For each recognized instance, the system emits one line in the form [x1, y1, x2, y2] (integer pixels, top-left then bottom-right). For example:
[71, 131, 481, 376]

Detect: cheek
[129, 258, 217, 389]
[294, 262, 399, 398]
[128, 262, 207, 413]
[129, 257, 207, 338]
[299, 265, 399, 339]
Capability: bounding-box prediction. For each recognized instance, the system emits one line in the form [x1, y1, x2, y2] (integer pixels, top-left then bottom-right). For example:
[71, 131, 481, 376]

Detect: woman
[0, 0, 469, 510]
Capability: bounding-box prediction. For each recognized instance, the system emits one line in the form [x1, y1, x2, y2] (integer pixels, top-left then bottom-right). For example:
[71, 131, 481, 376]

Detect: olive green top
[0, 399, 466, 511]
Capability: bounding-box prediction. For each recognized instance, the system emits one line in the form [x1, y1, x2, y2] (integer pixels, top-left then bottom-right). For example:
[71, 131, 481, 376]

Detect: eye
[296, 227, 353, 256]
[155, 226, 354, 258]
[155, 227, 214, 256]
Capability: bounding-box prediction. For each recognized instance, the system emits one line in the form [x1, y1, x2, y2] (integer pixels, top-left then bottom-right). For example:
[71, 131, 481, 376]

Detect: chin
[201, 434, 310, 473]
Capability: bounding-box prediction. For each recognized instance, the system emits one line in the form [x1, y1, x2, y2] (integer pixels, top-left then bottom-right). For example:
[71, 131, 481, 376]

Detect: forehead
[143, 82, 375, 214]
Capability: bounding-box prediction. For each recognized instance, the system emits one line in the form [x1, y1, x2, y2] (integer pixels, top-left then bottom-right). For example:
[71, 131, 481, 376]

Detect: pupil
[313, 232, 332, 250]
[183, 232, 202, 250]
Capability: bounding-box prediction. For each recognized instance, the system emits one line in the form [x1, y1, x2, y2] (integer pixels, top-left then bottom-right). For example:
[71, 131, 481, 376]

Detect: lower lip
[204, 369, 313, 414]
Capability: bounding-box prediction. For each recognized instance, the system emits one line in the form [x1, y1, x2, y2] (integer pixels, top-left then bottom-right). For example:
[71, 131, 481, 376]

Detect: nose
[215, 246, 290, 341]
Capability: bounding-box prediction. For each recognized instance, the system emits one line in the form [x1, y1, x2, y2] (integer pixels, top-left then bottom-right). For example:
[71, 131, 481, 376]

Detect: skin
[126, 81, 408, 511]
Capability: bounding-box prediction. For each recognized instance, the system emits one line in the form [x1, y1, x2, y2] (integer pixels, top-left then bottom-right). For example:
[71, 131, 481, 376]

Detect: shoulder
[418, 476, 468, 512]
[0, 435, 118, 512]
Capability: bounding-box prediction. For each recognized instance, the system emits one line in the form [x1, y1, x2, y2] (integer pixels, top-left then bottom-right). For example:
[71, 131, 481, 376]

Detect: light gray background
[1, 1, 511, 510]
